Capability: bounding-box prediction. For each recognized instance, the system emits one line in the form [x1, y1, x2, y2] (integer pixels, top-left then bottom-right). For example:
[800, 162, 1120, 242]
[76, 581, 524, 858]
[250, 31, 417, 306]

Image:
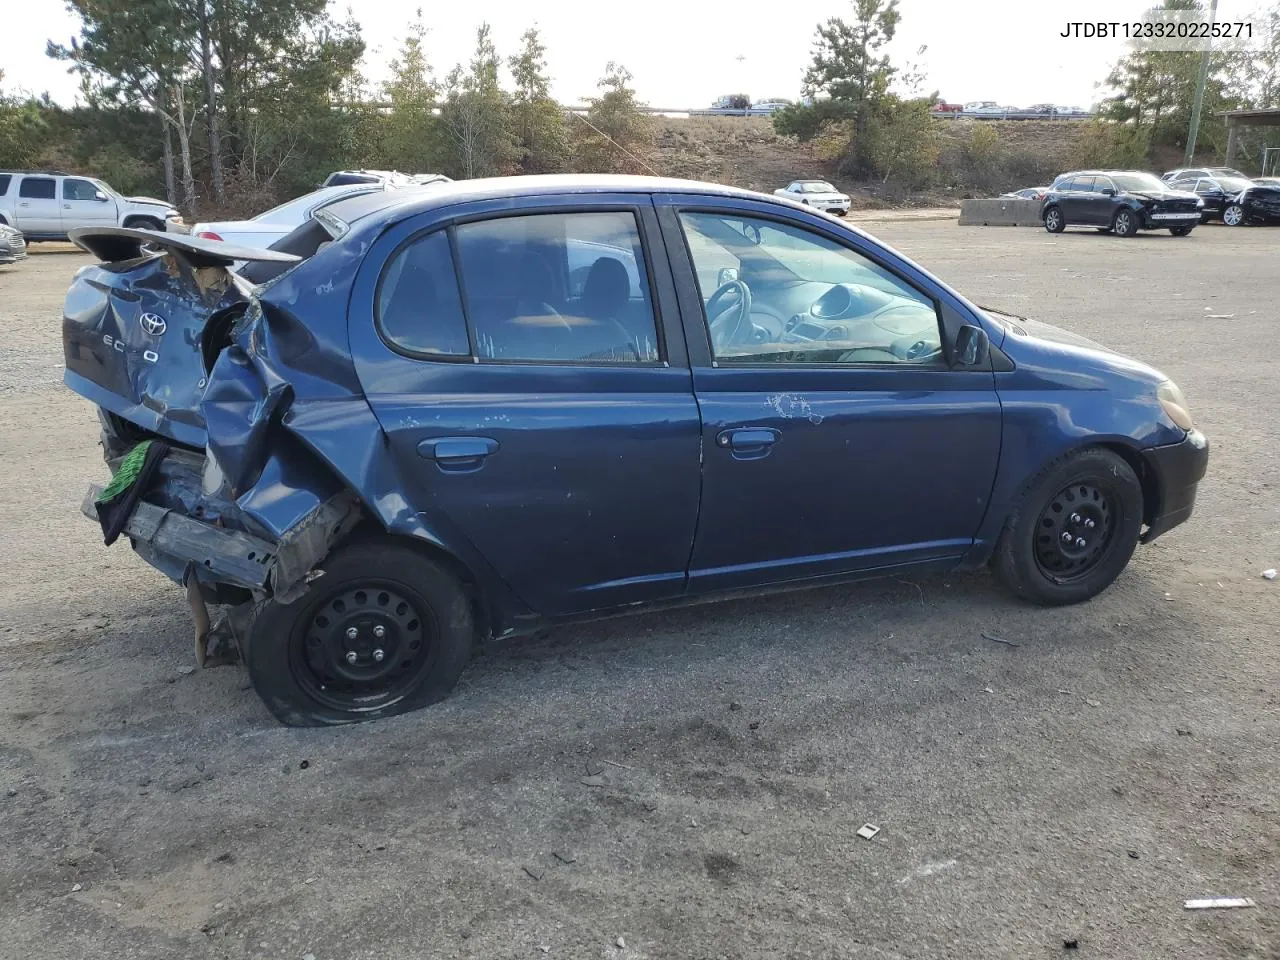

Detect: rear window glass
[19, 177, 56, 199]
[0, 175, 10, 196]
[377, 230, 471, 357]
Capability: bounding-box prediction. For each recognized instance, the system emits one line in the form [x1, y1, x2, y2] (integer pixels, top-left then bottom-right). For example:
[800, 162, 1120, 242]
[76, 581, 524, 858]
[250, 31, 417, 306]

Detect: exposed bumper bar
[81, 484, 276, 590]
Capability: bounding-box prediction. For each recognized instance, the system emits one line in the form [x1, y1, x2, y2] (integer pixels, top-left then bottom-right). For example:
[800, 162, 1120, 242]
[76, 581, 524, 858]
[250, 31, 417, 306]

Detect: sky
[0, 0, 1270, 109]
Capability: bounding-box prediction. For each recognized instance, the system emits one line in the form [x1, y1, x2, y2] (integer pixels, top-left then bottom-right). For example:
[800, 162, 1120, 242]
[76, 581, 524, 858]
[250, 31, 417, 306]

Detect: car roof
[322, 174, 771, 225]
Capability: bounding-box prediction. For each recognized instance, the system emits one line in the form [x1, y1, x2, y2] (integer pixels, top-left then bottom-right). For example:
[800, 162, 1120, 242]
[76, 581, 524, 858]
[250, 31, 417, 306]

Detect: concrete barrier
[958, 198, 1044, 227]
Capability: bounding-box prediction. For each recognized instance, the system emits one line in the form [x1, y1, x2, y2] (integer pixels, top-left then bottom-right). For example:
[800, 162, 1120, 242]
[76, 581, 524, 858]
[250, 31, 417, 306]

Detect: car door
[657, 197, 1002, 591]
[1188, 178, 1222, 217]
[61, 177, 117, 230]
[1058, 176, 1093, 222]
[1080, 176, 1114, 224]
[347, 195, 702, 617]
[12, 176, 61, 234]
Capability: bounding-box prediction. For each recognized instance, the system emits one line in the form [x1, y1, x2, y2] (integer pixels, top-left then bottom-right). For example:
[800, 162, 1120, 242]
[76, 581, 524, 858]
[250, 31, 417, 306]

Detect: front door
[348, 197, 702, 617]
[61, 177, 117, 230]
[659, 200, 1002, 592]
[13, 176, 60, 234]
[1082, 175, 1116, 225]
[1058, 175, 1095, 223]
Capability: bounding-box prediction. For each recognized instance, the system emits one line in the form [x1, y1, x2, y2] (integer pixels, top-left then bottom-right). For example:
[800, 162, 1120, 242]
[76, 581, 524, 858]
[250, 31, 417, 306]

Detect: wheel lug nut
[1061, 531, 1073, 542]
[1076, 537, 1087, 548]
[1070, 513, 1082, 523]
[345, 627, 358, 640]
[1085, 519, 1096, 529]
[373, 625, 386, 639]
[345, 650, 358, 664]
[372, 648, 385, 663]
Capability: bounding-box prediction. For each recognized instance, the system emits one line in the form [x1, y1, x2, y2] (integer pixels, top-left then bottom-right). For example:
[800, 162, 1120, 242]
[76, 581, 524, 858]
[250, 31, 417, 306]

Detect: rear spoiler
[69, 227, 302, 269]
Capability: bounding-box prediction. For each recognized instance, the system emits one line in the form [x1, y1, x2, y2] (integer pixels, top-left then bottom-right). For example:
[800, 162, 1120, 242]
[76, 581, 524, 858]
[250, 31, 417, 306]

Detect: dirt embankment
[651, 117, 1089, 208]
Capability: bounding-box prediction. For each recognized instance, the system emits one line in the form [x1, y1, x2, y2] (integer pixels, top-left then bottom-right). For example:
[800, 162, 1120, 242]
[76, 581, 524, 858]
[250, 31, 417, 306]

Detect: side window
[0, 175, 11, 196]
[376, 230, 471, 357]
[1070, 176, 1096, 192]
[18, 177, 56, 200]
[678, 211, 943, 366]
[453, 211, 660, 363]
[1195, 179, 1215, 194]
[1094, 177, 1114, 193]
[63, 178, 101, 201]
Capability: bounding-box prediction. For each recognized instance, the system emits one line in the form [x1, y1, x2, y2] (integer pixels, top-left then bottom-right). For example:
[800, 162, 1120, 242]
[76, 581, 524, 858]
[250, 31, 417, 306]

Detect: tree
[438, 24, 517, 178]
[508, 26, 569, 173]
[860, 96, 939, 185]
[574, 62, 653, 174]
[0, 73, 50, 170]
[382, 8, 440, 173]
[49, 0, 201, 211]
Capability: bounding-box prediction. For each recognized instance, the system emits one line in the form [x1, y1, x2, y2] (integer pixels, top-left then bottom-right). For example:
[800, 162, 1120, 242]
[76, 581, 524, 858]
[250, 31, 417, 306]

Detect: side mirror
[956, 324, 990, 366]
[1101, 187, 1116, 197]
[717, 267, 740, 287]
[94, 191, 109, 202]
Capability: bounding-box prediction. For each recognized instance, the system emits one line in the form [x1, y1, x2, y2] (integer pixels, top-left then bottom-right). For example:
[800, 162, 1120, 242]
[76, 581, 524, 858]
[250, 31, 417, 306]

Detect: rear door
[657, 196, 1002, 592]
[1083, 175, 1116, 225]
[347, 195, 702, 617]
[61, 177, 117, 230]
[13, 176, 60, 234]
[1058, 176, 1093, 221]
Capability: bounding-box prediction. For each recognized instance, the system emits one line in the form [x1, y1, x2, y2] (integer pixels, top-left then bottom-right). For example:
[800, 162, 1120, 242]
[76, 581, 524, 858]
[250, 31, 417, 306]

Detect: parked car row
[934, 102, 1091, 119]
[1032, 166, 1280, 237]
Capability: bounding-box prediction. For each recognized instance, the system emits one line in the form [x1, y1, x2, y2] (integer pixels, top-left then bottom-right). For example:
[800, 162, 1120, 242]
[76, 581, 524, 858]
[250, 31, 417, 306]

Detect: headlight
[1158, 380, 1194, 431]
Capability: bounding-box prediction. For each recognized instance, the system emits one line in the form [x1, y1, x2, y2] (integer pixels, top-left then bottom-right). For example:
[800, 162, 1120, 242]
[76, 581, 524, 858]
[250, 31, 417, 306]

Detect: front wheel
[1222, 203, 1245, 226]
[126, 217, 164, 231]
[1112, 208, 1139, 237]
[992, 448, 1144, 605]
[1170, 225, 1194, 236]
[1044, 206, 1065, 233]
[246, 539, 474, 726]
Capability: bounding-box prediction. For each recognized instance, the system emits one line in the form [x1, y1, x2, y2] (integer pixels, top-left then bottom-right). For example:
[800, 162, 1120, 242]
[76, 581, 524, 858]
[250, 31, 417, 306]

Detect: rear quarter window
[0, 174, 11, 196]
[376, 230, 471, 357]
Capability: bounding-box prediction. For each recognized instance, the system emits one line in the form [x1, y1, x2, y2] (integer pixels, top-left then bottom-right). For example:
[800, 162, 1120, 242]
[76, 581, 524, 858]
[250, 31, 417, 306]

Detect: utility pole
[1184, 0, 1219, 165]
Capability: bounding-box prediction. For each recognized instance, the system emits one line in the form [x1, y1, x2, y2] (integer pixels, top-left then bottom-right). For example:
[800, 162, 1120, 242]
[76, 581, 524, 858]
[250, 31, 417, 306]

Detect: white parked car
[773, 180, 851, 215]
[190, 183, 395, 248]
[963, 101, 1007, 116]
[0, 169, 180, 241]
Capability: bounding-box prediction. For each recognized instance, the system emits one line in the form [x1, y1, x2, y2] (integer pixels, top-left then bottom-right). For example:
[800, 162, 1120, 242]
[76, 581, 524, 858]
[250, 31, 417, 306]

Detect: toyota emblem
[139, 313, 167, 337]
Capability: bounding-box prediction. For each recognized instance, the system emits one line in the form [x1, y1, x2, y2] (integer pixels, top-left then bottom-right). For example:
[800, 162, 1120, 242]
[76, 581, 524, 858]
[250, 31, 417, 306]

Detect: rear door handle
[417, 436, 498, 472]
[716, 427, 779, 460]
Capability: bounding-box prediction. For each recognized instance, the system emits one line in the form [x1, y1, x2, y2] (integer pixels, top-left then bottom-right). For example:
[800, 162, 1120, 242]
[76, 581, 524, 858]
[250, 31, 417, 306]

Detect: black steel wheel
[1032, 482, 1117, 584]
[247, 538, 474, 726]
[993, 448, 1143, 605]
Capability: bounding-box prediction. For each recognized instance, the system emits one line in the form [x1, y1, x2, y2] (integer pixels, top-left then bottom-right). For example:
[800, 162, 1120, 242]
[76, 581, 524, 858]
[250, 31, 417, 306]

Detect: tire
[1043, 206, 1064, 233]
[126, 217, 164, 231]
[1170, 225, 1194, 236]
[992, 447, 1143, 606]
[1112, 208, 1139, 237]
[1222, 203, 1245, 226]
[246, 538, 475, 726]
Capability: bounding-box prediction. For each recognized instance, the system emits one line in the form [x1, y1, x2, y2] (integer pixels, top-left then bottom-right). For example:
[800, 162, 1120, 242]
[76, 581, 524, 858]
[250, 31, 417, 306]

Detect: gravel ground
[1, 222, 1277, 960]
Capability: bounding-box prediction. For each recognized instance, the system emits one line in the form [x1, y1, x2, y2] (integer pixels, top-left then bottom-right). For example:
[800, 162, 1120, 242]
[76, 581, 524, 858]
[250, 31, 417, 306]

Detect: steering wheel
[705, 280, 753, 350]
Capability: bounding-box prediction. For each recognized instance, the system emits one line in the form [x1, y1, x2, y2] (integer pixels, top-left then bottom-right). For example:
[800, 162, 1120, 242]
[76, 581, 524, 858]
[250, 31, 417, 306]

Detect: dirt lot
[1, 222, 1277, 960]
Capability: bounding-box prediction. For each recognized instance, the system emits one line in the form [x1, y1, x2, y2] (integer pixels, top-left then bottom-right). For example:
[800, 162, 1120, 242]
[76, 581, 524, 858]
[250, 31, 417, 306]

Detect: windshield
[1111, 173, 1166, 192]
[801, 182, 836, 193]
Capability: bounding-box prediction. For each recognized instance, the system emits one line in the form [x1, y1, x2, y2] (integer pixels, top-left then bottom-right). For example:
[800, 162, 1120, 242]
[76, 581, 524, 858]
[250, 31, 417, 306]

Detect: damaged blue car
[63, 175, 1209, 726]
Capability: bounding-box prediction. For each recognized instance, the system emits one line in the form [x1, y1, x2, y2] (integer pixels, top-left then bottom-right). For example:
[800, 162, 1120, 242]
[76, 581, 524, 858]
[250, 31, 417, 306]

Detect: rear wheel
[1112, 208, 1139, 237]
[1043, 206, 1064, 233]
[246, 539, 474, 726]
[993, 448, 1143, 605]
[1222, 203, 1245, 226]
[1170, 225, 1194, 236]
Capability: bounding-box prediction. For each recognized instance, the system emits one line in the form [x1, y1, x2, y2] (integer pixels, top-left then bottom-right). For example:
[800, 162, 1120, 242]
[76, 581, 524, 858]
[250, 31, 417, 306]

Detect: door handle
[18, 202, 29, 207]
[63, 204, 72, 209]
[417, 436, 498, 472]
[716, 427, 779, 460]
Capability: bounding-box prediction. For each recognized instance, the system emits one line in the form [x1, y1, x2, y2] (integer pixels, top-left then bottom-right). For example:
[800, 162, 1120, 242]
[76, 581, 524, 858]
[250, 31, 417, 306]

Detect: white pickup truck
[0, 170, 181, 241]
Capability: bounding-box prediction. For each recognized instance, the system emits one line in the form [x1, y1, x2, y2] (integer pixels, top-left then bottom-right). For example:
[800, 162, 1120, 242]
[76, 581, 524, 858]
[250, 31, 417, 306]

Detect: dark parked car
[1041, 171, 1203, 236]
[1163, 175, 1280, 225]
[62, 175, 1209, 725]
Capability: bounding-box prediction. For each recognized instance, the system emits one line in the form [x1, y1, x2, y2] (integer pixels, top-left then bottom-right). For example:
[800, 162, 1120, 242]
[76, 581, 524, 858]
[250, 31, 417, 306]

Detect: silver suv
[0, 170, 181, 241]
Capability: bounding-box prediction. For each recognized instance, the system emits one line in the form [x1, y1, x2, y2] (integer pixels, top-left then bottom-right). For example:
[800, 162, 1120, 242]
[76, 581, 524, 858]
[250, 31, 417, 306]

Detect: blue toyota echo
[61, 175, 1209, 725]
